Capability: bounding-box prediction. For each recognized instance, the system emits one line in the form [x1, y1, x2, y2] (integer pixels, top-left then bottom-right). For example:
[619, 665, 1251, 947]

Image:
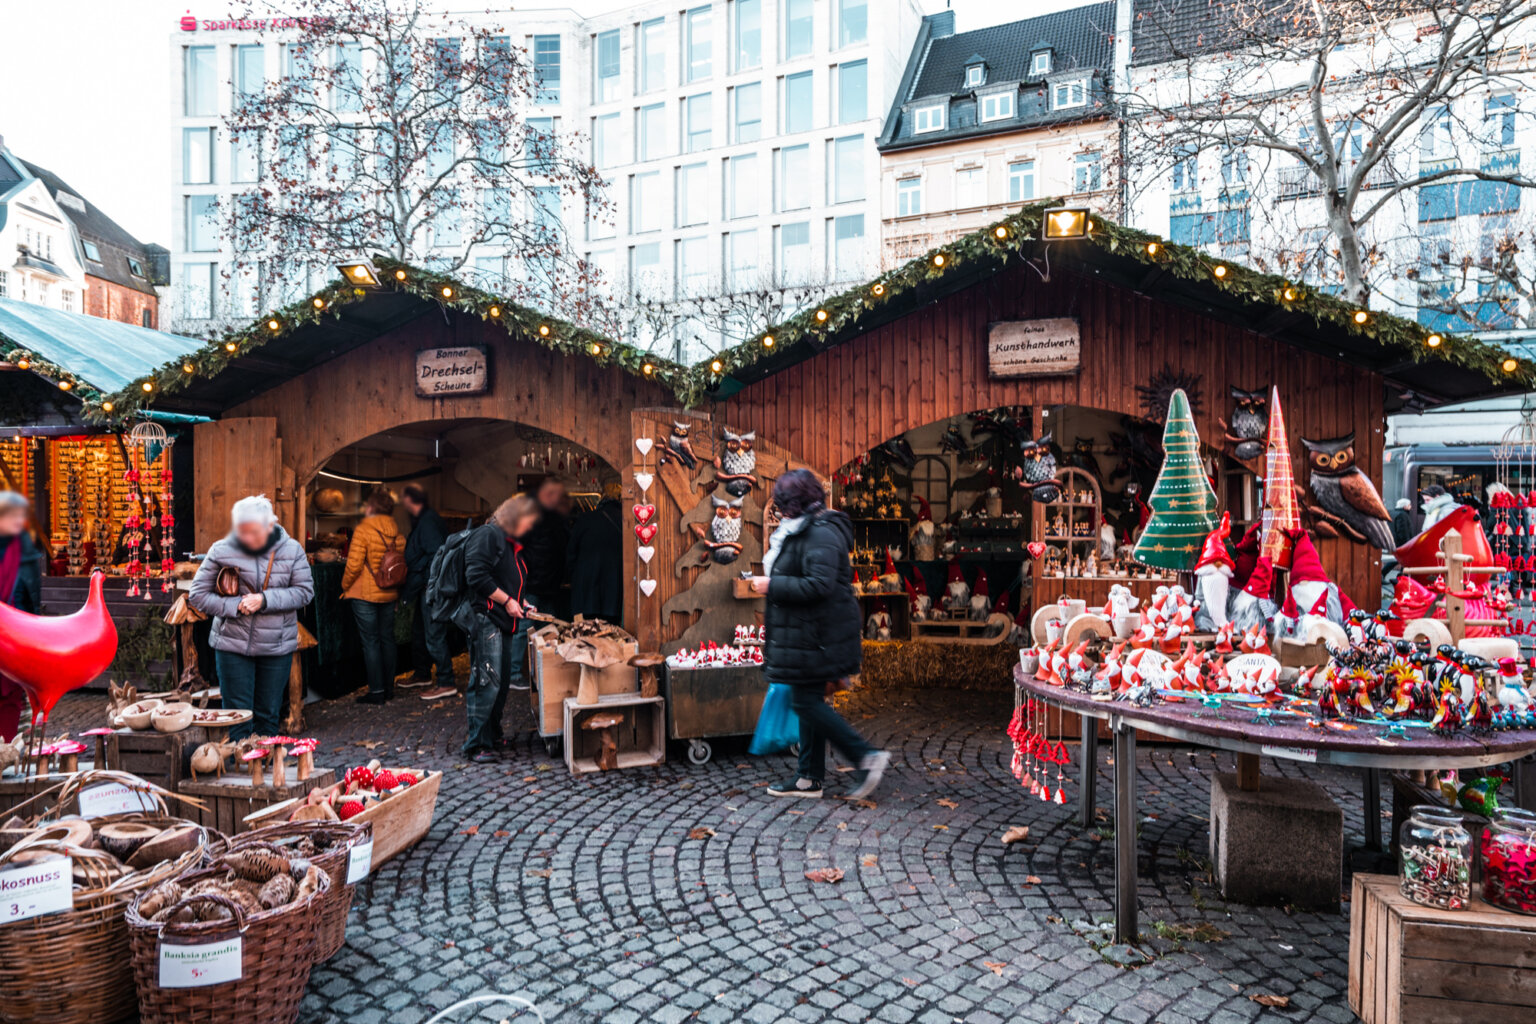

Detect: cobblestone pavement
[60, 683, 1374, 1023]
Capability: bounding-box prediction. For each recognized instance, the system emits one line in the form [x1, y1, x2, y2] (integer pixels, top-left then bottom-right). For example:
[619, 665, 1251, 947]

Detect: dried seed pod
[227, 877, 264, 903]
[137, 880, 182, 921]
[294, 863, 324, 903]
[194, 900, 232, 923]
[224, 886, 262, 917]
[258, 872, 295, 909]
[221, 848, 287, 883]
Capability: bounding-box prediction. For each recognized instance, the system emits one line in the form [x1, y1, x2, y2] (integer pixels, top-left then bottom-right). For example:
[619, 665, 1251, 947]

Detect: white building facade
[0, 143, 90, 315]
[167, 0, 921, 360]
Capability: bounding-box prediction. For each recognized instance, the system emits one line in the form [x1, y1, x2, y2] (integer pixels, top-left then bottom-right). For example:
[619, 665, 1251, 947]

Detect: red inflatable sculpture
[0, 569, 118, 751]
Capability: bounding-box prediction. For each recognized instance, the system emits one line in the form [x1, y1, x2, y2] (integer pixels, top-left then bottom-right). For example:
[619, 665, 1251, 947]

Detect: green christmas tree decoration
[1132, 388, 1220, 571]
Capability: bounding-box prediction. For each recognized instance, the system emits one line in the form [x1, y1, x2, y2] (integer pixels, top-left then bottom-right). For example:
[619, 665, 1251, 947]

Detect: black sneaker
[355, 692, 389, 706]
[767, 777, 823, 798]
[470, 749, 499, 764]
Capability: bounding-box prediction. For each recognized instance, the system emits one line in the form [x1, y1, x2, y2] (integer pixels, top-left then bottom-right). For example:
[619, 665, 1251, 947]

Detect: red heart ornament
[632, 503, 656, 524]
[635, 523, 658, 544]
[1026, 541, 1046, 559]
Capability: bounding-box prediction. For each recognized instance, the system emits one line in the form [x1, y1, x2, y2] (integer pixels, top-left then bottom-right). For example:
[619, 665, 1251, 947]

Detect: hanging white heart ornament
[634, 438, 654, 456]
[639, 579, 658, 597]
[634, 471, 654, 493]
[637, 546, 655, 564]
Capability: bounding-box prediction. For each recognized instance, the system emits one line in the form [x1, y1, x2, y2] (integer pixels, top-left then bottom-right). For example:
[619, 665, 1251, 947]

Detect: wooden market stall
[79, 207, 1528, 711]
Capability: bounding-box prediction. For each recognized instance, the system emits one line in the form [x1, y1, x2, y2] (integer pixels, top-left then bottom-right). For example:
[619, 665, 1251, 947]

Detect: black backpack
[425, 526, 477, 625]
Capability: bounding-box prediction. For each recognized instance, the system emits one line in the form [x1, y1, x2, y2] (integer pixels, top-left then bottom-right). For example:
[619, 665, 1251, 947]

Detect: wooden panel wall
[723, 264, 1387, 604]
[216, 313, 673, 488]
[193, 417, 281, 550]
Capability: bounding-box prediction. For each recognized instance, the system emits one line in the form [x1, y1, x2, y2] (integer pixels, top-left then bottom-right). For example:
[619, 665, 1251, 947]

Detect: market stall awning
[0, 297, 203, 395]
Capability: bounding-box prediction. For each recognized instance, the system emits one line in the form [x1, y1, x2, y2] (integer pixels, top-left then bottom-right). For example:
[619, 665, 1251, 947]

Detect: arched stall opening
[295, 417, 621, 699]
[832, 399, 1267, 686]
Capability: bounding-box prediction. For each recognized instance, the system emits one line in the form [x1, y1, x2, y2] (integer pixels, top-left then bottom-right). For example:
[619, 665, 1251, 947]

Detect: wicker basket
[125, 863, 330, 1024]
[0, 812, 213, 1024]
[218, 820, 371, 963]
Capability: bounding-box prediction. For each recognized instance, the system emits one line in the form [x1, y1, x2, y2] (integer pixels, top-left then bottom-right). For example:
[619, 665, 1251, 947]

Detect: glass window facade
[837, 0, 867, 47]
[184, 127, 215, 184]
[735, 0, 761, 70]
[837, 61, 866, 124]
[185, 46, 216, 115]
[686, 7, 712, 82]
[533, 35, 560, 104]
[734, 82, 762, 142]
[686, 93, 713, 152]
[830, 135, 863, 203]
[638, 19, 665, 93]
[784, 72, 813, 133]
[595, 29, 621, 102]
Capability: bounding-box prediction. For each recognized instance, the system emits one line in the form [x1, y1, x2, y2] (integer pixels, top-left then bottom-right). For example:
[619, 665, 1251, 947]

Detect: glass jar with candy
[1482, 807, 1536, 915]
[1399, 805, 1472, 910]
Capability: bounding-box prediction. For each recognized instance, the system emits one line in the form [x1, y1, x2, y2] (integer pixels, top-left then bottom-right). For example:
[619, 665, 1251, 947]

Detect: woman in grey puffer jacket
[190, 495, 314, 739]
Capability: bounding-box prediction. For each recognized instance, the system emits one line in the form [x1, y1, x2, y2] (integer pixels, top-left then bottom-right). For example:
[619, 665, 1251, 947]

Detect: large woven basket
[125, 862, 330, 1024]
[0, 811, 213, 1024]
[219, 820, 370, 962]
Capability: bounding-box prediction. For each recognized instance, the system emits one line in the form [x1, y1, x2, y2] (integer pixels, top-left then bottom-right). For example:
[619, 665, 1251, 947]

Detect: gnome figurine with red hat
[878, 549, 902, 593]
[969, 569, 991, 621]
[1193, 512, 1236, 631]
[1275, 529, 1353, 638]
[944, 560, 970, 615]
[1229, 554, 1279, 633]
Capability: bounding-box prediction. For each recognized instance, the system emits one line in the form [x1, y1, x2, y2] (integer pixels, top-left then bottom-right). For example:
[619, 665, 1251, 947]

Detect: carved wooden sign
[987, 318, 1081, 378]
[415, 345, 489, 397]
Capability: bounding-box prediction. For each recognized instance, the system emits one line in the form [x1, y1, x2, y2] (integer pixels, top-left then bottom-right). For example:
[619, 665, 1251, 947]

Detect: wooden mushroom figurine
[35, 741, 60, 774]
[580, 712, 625, 771]
[261, 737, 295, 789]
[80, 727, 115, 769]
[242, 746, 269, 787]
[162, 593, 209, 690]
[53, 740, 87, 774]
[630, 653, 665, 698]
[290, 738, 318, 781]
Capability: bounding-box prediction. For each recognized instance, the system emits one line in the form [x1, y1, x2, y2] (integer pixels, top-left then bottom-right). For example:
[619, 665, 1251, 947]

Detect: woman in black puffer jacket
[752, 469, 889, 800]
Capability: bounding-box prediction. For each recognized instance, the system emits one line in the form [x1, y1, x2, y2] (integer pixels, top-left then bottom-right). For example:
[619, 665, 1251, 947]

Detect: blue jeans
[791, 683, 874, 783]
[410, 594, 455, 683]
[215, 650, 291, 740]
[463, 615, 528, 755]
[350, 599, 397, 697]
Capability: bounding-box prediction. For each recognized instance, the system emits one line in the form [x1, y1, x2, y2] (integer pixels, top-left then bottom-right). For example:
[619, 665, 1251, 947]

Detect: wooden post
[1236, 751, 1261, 792]
[1442, 531, 1466, 642]
[284, 653, 304, 734]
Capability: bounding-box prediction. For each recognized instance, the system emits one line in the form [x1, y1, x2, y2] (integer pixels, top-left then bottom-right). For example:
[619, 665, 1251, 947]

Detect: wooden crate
[0, 774, 74, 817]
[530, 634, 639, 739]
[106, 727, 207, 791]
[177, 768, 336, 836]
[245, 769, 442, 871]
[562, 695, 665, 775]
[1349, 872, 1536, 1024]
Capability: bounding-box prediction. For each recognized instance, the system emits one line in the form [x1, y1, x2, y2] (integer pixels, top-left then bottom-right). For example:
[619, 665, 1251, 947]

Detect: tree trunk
[1326, 197, 1370, 306]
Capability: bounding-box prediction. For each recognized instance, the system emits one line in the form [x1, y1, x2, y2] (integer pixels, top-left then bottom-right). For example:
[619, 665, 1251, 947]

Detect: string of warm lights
[39, 202, 1532, 421]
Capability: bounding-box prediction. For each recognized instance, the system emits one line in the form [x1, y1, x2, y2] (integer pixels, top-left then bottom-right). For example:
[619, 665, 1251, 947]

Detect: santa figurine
[1193, 512, 1235, 631]
[1229, 555, 1278, 633]
[969, 570, 991, 622]
[879, 550, 902, 593]
[905, 574, 932, 621]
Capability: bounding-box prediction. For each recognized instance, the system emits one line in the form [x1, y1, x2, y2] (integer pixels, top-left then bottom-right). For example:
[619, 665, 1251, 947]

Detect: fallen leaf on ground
[851, 798, 876, 810]
[1001, 826, 1031, 845]
[356, 740, 383, 750]
[457, 825, 479, 836]
[1023, 875, 1042, 886]
[933, 824, 949, 831]
[525, 868, 552, 878]
[523, 776, 537, 783]
[861, 854, 878, 867]
[836, 822, 848, 831]
[937, 799, 959, 809]
[983, 961, 1006, 976]
[1249, 995, 1290, 1008]
[687, 826, 717, 840]
[492, 830, 511, 838]
[804, 868, 845, 884]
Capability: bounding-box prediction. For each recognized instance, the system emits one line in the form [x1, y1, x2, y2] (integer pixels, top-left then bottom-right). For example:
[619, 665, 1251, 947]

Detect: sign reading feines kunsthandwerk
[415, 346, 489, 397]
[987, 318, 1081, 378]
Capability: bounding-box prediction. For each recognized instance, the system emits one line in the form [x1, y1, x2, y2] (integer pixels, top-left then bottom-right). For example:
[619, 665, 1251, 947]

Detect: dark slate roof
[879, 3, 1118, 151]
[20, 160, 164, 296]
[1130, 0, 1306, 67]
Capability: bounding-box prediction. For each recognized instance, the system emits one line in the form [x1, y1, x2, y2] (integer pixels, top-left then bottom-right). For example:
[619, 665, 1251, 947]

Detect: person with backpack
[189, 495, 313, 739]
[342, 487, 405, 706]
[399, 484, 457, 700]
[460, 493, 541, 763]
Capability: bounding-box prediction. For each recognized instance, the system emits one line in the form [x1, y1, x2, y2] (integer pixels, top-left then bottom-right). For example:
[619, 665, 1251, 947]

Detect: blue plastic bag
[749, 683, 800, 755]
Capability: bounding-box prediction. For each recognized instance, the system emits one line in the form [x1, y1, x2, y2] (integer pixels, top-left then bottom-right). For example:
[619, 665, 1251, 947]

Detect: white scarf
[761, 515, 808, 579]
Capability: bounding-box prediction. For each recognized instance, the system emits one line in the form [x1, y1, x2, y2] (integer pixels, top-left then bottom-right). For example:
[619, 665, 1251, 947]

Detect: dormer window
[82, 240, 102, 262]
[966, 64, 985, 87]
[1052, 77, 1087, 110]
[979, 91, 1015, 122]
[1030, 49, 1051, 76]
[913, 104, 946, 134]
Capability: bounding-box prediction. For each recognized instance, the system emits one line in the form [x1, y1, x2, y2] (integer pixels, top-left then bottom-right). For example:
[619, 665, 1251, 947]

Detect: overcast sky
[0, 0, 1085, 245]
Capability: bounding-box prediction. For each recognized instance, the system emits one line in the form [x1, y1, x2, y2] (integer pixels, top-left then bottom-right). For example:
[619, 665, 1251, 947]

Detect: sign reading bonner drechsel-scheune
[987, 318, 1082, 377]
[415, 346, 489, 397]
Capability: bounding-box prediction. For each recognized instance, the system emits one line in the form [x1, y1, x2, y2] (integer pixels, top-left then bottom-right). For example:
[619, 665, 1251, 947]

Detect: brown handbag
[215, 551, 276, 598]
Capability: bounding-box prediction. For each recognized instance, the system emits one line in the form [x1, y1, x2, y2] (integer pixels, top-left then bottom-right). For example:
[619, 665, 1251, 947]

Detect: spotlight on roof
[1041, 207, 1090, 240]
[336, 257, 382, 289]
